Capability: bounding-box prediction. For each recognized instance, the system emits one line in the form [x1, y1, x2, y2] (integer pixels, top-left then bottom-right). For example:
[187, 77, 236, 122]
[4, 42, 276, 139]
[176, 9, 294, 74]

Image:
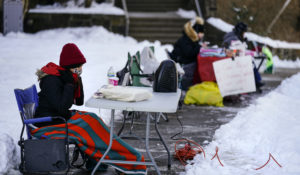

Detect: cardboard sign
[213, 56, 256, 97]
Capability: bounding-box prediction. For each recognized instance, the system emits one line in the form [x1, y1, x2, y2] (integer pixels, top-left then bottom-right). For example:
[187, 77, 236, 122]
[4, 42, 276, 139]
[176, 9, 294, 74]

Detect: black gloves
[59, 70, 74, 85]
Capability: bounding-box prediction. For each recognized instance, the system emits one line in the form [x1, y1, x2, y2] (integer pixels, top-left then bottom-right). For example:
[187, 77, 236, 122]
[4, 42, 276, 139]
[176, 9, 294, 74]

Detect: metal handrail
[121, 0, 129, 36]
[267, 0, 291, 33]
[194, 0, 203, 18]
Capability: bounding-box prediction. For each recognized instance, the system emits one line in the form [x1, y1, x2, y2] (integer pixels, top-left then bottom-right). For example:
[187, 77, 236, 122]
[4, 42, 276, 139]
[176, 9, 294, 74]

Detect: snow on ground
[0, 134, 19, 175]
[0, 25, 300, 174]
[184, 72, 300, 175]
[207, 17, 300, 50]
[29, 1, 124, 15]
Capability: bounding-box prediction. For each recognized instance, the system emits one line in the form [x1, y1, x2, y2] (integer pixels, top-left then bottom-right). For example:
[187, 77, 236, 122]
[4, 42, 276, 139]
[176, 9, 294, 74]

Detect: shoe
[86, 158, 108, 172]
[256, 81, 265, 88]
[255, 81, 264, 93]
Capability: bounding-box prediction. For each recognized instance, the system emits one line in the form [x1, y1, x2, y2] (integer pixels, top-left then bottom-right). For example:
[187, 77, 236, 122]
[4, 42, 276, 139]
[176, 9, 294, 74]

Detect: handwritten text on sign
[213, 56, 256, 97]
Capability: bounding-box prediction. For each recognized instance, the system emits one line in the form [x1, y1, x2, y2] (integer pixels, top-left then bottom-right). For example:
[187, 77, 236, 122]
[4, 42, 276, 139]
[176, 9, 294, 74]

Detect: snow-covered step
[128, 15, 188, 44]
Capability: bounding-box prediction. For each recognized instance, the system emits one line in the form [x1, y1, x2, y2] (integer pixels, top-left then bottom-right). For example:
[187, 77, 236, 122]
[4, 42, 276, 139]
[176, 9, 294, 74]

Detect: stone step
[115, 0, 189, 44]
[129, 27, 182, 33]
[130, 21, 185, 28]
[129, 32, 181, 38]
[126, 5, 183, 12]
[125, 0, 182, 3]
[120, 0, 183, 5]
[128, 16, 187, 43]
[116, 0, 185, 12]
[133, 37, 177, 44]
[130, 17, 188, 22]
[128, 12, 188, 18]
[129, 33, 180, 44]
[129, 17, 187, 28]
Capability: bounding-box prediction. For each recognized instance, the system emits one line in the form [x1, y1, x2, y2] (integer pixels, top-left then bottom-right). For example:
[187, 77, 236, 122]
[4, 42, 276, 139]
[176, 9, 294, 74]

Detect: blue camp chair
[14, 84, 70, 174]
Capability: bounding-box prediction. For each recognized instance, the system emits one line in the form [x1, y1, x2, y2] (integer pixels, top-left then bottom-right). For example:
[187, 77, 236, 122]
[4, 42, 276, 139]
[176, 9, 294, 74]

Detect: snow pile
[207, 17, 300, 49]
[257, 55, 300, 71]
[29, 2, 124, 15]
[273, 56, 300, 68]
[176, 9, 197, 19]
[0, 134, 19, 174]
[185, 72, 300, 175]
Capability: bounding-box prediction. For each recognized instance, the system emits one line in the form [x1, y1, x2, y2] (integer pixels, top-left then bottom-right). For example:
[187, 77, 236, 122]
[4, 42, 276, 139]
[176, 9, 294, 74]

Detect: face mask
[73, 68, 82, 76]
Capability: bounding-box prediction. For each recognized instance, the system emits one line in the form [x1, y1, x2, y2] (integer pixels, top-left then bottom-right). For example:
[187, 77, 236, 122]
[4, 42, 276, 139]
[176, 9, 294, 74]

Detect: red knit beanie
[59, 43, 86, 68]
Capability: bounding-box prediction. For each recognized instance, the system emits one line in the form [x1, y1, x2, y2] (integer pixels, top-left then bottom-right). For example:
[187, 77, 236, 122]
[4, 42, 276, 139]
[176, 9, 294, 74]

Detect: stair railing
[121, 0, 129, 36]
[194, 0, 203, 18]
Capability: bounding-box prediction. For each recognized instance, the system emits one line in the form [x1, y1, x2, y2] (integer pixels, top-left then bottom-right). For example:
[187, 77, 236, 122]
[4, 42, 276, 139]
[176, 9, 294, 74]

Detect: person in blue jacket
[223, 22, 248, 47]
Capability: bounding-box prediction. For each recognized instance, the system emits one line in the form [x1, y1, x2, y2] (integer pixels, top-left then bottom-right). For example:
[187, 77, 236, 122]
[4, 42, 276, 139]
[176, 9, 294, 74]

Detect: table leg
[91, 109, 115, 175]
[146, 113, 161, 175]
[154, 113, 171, 170]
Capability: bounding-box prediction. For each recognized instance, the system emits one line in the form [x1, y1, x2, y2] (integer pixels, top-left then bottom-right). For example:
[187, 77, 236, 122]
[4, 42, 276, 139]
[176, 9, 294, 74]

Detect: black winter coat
[34, 75, 84, 127]
[170, 33, 201, 65]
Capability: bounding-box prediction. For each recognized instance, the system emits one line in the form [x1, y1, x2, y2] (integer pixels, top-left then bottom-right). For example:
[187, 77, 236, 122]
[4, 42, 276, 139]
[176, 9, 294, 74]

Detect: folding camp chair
[14, 84, 70, 174]
[128, 51, 153, 87]
[116, 51, 152, 87]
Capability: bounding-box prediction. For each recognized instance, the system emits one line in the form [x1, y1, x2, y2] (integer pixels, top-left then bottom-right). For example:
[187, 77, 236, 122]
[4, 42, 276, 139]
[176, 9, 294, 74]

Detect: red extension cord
[174, 139, 206, 166]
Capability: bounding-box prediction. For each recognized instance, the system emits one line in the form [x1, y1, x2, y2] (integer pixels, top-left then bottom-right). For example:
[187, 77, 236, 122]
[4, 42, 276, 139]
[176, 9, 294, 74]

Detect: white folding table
[85, 87, 181, 175]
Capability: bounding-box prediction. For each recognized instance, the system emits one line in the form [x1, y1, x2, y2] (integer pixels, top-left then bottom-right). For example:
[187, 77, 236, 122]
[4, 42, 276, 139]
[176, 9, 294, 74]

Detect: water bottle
[107, 66, 115, 84]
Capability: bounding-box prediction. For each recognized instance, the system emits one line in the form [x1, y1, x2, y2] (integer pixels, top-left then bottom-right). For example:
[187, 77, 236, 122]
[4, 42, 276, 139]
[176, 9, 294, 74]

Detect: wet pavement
[69, 68, 300, 175]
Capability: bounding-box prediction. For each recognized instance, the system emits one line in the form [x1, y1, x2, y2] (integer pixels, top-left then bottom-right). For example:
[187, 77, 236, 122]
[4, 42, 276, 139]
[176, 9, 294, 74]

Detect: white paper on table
[213, 55, 256, 97]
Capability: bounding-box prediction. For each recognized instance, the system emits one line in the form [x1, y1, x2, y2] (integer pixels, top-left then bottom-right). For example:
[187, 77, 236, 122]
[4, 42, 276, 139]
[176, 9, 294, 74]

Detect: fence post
[3, 0, 23, 35]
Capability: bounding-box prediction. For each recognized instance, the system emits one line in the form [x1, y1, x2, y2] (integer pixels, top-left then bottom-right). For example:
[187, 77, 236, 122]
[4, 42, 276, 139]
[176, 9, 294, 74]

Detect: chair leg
[129, 112, 135, 134]
[18, 138, 25, 173]
[70, 145, 87, 168]
[160, 113, 169, 122]
[117, 111, 129, 136]
[156, 113, 169, 124]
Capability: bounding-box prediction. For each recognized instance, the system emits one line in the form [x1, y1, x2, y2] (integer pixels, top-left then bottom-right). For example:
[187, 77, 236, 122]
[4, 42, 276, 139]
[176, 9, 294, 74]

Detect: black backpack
[153, 59, 178, 92]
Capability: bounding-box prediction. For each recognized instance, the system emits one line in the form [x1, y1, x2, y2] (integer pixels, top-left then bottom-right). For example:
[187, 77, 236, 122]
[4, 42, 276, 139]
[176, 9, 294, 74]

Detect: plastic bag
[184, 81, 224, 107]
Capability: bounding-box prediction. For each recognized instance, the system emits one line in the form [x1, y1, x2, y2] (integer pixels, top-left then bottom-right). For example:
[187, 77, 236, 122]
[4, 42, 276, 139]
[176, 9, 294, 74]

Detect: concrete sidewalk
[69, 68, 300, 175]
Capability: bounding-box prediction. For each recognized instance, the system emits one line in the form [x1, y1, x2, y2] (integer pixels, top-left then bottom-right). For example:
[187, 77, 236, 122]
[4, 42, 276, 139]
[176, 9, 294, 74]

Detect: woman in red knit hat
[33, 43, 146, 174]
